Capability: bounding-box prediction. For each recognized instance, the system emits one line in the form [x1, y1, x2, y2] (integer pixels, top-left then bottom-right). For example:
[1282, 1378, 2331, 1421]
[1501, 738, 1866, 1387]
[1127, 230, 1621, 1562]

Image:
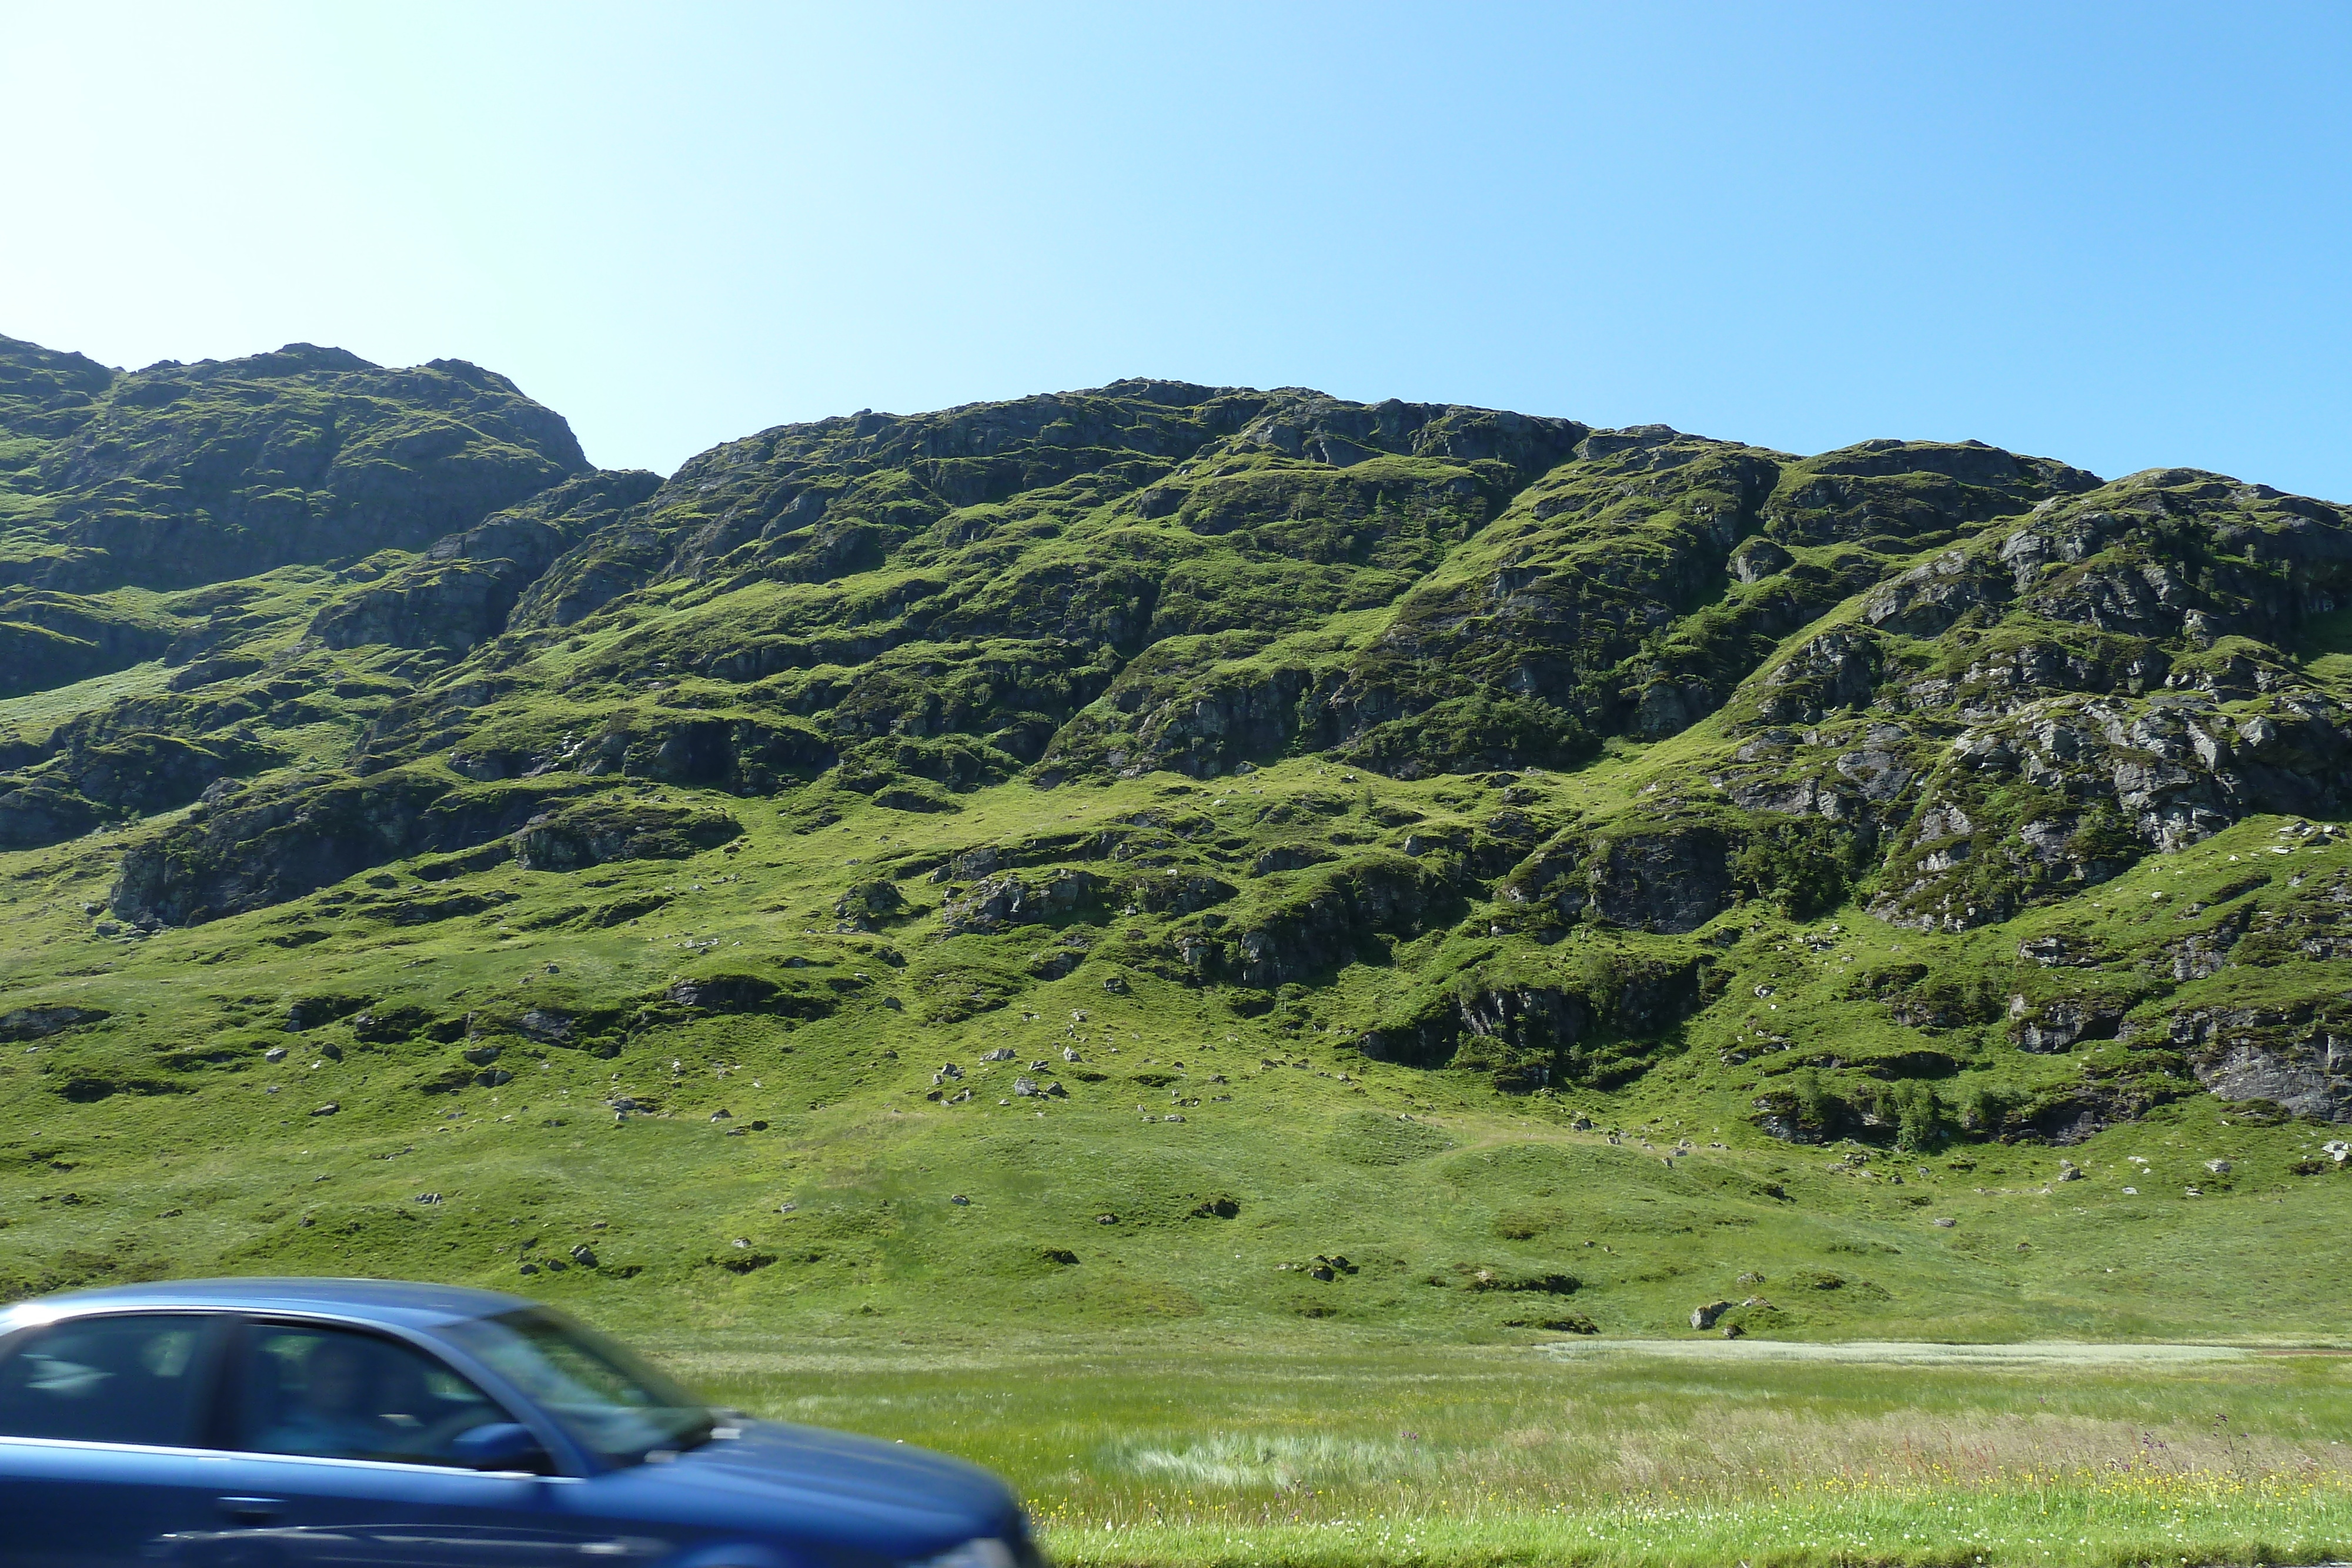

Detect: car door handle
[217, 1496, 286, 1523]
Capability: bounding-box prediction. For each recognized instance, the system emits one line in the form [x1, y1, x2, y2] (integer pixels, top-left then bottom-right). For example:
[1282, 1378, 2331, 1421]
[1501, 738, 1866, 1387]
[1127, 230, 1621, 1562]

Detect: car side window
[0, 1313, 212, 1447]
[233, 1323, 516, 1467]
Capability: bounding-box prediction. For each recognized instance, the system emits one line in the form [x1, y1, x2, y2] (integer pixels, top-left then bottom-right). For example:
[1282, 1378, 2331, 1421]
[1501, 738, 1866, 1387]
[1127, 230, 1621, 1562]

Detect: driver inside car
[246, 1328, 499, 1465]
[262, 1336, 406, 1459]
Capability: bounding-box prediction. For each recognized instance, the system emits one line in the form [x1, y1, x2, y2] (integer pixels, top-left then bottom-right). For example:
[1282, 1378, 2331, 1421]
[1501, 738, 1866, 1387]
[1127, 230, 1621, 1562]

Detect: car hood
[596, 1418, 1024, 1552]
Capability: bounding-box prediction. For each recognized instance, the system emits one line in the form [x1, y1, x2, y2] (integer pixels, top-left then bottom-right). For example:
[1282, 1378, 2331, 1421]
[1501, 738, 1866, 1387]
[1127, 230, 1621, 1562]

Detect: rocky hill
[1, 331, 2347, 1334]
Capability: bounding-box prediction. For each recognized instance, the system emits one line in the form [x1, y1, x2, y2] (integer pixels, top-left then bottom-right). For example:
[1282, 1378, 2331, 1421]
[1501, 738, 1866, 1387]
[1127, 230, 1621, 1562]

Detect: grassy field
[649, 1333, 2352, 1567]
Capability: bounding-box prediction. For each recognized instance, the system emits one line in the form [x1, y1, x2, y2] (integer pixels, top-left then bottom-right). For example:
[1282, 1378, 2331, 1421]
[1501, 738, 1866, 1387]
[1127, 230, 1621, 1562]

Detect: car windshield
[442, 1308, 711, 1466]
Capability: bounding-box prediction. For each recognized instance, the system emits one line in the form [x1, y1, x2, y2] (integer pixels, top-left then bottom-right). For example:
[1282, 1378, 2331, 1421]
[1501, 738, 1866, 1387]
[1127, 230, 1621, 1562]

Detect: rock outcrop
[6, 343, 589, 593]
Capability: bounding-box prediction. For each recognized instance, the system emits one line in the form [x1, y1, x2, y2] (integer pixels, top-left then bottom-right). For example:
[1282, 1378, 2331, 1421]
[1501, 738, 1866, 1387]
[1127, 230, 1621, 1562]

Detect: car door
[166, 1317, 662, 1568]
[0, 1310, 229, 1567]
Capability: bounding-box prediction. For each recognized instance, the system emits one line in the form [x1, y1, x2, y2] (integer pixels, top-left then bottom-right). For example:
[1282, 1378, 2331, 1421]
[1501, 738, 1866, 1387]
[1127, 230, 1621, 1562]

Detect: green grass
[639, 1335, 2352, 1567]
[0, 658, 175, 748]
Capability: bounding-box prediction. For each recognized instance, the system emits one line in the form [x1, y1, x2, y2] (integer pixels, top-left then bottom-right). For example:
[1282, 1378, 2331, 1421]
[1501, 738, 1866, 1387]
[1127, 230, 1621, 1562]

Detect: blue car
[0, 1278, 1043, 1567]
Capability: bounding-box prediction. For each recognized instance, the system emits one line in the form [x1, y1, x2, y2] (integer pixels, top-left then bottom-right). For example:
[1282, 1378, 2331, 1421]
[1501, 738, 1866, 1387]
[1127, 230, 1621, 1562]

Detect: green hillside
[2, 333, 2348, 1343]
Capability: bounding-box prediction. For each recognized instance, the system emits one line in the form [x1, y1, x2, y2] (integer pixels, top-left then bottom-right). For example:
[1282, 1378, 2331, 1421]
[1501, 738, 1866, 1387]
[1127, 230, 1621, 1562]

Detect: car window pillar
[185, 1311, 240, 1451]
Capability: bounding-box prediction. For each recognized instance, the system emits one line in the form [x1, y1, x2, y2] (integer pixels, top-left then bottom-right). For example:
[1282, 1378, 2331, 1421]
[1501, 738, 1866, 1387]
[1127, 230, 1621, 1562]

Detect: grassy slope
[2, 745, 2347, 1343]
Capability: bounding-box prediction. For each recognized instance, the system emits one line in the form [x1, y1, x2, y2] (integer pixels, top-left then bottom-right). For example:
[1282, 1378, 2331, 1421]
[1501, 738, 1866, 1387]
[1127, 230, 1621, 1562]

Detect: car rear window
[0, 1313, 210, 1447]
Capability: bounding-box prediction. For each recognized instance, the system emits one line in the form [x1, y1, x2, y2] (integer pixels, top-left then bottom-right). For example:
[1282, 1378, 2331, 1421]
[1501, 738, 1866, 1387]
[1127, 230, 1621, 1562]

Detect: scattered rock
[519, 1009, 574, 1044]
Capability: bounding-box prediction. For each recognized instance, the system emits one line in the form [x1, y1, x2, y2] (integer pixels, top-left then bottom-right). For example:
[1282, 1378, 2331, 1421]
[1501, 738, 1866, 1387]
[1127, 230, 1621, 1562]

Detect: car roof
[5, 1277, 531, 1331]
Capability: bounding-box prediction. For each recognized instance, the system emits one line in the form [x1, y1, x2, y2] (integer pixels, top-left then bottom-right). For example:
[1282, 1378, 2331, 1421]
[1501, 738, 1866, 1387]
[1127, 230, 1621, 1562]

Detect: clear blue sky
[5, 2, 2348, 497]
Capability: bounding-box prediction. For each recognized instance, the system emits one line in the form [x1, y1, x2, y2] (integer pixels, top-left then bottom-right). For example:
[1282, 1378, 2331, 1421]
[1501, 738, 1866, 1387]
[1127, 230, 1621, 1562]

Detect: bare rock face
[513, 801, 743, 872]
[1358, 952, 1703, 1089]
[1217, 855, 1453, 989]
[313, 471, 660, 651]
[2008, 996, 2127, 1054]
[2171, 1004, 2352, 1122]
[1588, 825, 1735, 934]
[1131, 870, 1236, 916]
[939, 869, 1109, 935]
[15, 345, 590, 594]
[1727, 536, 1793, 584]
[1865, 549, 2014, 636]
[111, 770, 459, 925]
[833, 879, 907, 930]
[1500, 815, 1748, 935]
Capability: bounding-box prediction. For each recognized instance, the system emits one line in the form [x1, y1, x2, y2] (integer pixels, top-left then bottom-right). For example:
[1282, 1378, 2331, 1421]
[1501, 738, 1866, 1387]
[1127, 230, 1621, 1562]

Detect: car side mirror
[452, 1422, 554, 1474]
